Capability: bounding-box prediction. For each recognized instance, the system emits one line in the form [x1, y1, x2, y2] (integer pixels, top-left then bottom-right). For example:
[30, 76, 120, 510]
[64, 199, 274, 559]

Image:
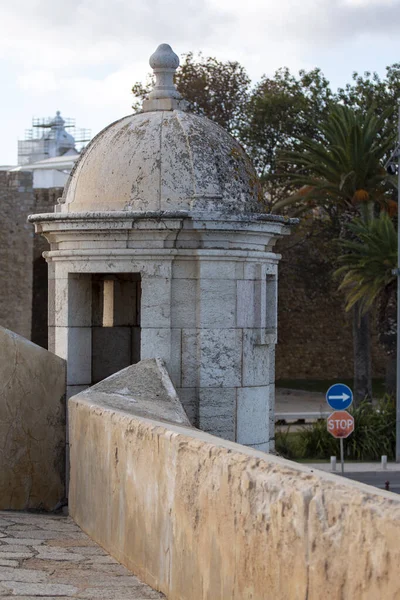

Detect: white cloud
[2, 0, 400, 163]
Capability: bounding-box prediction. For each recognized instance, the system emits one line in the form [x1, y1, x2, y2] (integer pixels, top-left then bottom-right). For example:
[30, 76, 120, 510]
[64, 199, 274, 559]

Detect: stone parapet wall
[0, 326, 66, 510]
[69, 389, 400, 600]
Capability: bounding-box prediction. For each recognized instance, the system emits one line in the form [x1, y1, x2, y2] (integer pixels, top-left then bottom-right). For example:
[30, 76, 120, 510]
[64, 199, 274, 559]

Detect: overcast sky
[2, 0, 400, 164]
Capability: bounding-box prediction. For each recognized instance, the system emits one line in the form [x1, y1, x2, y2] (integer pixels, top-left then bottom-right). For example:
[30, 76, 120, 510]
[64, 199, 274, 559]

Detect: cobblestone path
[0, 511, 164, 599]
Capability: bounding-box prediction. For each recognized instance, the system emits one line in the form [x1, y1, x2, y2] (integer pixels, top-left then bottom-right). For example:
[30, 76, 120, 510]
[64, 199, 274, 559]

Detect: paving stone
[36, 550, 85, 562]
[0, 545, 36, 554]
[2, 581, 78, 596]
[0, 552, 34, 560]
[10, 530, 70, 540]
[0, 566, 46, 582]
[47, 539, 98, 548]
[1, 538, 45, 545]
[68, 546, 104, 556]
[87, 555, 119, 564]
[0, 513, 164, 599]
[0, 560, 18, 568]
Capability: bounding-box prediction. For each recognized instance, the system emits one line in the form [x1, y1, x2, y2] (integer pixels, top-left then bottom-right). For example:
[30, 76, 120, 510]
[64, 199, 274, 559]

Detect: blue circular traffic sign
[326, 383, 353, 411]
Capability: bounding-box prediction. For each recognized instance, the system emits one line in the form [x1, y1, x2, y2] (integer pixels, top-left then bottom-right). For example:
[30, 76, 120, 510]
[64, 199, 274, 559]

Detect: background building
[0, 113, 90, 347]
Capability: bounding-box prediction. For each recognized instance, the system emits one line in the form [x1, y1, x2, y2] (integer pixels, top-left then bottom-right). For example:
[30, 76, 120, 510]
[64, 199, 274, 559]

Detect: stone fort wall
[276, 219, 386, 380]
[0, 171, 34, 340]
[0, 170, 61, 346]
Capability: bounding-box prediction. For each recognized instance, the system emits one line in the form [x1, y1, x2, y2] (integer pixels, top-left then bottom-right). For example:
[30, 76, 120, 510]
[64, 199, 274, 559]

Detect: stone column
[49, 267, 92, 400]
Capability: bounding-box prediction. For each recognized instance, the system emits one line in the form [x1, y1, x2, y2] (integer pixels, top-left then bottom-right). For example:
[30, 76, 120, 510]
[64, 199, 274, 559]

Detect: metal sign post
[326, 384, 354, 473]
[340, 438, 344, 474]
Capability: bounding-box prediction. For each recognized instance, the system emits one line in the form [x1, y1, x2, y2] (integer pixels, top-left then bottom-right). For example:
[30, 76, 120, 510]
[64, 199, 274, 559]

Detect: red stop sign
[327, 410, 355, 438]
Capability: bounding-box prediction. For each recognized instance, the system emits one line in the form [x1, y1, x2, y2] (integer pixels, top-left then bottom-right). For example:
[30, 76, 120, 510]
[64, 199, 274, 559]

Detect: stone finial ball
[149, 43, 179, 70]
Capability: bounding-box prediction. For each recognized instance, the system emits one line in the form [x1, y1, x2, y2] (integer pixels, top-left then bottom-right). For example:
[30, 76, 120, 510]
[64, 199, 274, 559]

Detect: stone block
[53, 276, 92, 328]
[269, 346, 275, 384]
[68, 276, 92, 327]
[66, 327, 91, 385]
[171, 279, 197, 328]
[242, 330, 270, 387]
[141, 328, 171, 365]
[181, 329, 198, 387]
[254, 279, 266, 329]
[199, 260, 238, 280]
[198, 279, 236, 328]
[251, 442, 269, 452]
[53, 278, 68, 327]
[199, 329, 242, 387]
[268, 384, 275, 450]
[54, 326, 68, 360]
[141, 277, 171, 328]
[265, 274, 277, 331]
[169, 329, 182, 388]
[75, 358, 191, 427]
[243, 263, 262, 280]
[48, 326, 55, 354]
[177, 388, 198, 426]
[236, 280, 255, 328]
[0, 326, 65, 511]
[48, 278, 55, 327]
[172, 260, 198, 279]
[236, 386, 270, 446]
[198, 388, 236, 441]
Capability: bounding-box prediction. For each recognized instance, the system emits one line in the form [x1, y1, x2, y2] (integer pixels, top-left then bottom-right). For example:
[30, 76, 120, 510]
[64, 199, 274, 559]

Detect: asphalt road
[339, 471, 400, 494]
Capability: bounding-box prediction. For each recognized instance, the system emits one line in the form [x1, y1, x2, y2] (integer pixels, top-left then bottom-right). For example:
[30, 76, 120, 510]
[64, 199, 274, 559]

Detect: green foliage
[239, 67, 332, 208]
[275, 104, 396, 217]
[298, 420, 338, 459]
[335, 212, 397, 315]
[132, 52, 250, 134]
[337, 65, 400, 141]
[275, 428, 303, 460]
[300, 397, 396, 461]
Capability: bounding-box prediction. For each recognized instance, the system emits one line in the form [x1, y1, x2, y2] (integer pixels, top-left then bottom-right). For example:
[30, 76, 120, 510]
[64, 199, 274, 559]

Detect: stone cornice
[28, 210, 298, 226]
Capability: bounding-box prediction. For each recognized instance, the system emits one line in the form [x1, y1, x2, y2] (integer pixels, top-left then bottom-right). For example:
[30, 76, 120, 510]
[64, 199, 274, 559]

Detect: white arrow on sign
[328, 393, 351, 402]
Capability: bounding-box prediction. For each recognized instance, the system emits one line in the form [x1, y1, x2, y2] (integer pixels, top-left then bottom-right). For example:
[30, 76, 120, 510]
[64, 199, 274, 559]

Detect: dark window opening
[91, 273, 141, 384]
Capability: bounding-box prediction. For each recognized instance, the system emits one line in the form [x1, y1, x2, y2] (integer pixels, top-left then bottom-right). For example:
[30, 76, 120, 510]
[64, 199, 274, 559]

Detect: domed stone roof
[62, 44, 262, 215]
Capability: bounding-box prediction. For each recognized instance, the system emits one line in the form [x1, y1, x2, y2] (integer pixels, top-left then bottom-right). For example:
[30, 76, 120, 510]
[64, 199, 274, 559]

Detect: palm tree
[275, 104, 396, 403]
[274, 104, 395, 219]
[335, 212, 397, 394]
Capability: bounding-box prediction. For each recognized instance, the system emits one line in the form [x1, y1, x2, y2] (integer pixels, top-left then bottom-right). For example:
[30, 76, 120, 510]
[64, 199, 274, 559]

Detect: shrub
[275, 428, 300, 459]
[300, 396, 396, 461]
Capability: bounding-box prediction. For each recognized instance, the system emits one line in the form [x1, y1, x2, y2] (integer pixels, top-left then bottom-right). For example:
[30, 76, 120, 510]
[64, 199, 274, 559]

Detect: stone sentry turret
[29, 44, 295, 451]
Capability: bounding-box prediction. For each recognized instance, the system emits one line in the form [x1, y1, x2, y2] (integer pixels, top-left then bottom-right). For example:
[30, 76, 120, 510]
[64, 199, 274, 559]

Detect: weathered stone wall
[0, 174, 60, 348]
[69, 385, 400, 600]
[0, 326, 66, 510]
[276, 220, 386, 380]
[0, 171, 35, 339]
